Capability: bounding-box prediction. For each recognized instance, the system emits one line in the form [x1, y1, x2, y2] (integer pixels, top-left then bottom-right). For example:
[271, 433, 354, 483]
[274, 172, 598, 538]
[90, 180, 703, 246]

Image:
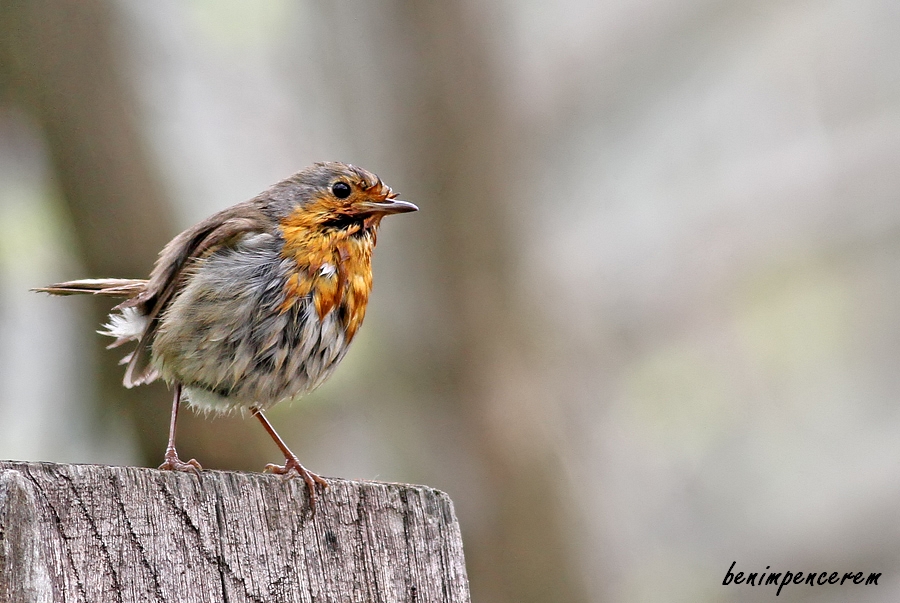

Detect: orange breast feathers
[278, 203, 376, 342]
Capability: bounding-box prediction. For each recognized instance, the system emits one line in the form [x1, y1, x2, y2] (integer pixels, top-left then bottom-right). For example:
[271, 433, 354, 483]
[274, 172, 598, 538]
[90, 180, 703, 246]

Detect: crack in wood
[212, 492, 233, 603]
[354, 485, 379, 602]
[157, 478, 265, 603]
[21, 466, 88, 602]
[54, 468, 126, 603]
[108, 472, 166, 602]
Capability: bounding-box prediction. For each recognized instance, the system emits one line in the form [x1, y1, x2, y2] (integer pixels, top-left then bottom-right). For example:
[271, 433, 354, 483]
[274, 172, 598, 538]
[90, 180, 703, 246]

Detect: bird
[34, 162, 417, 514]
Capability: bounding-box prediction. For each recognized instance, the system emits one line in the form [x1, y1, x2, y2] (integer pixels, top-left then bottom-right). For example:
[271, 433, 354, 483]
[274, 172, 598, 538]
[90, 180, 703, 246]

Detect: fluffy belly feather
[150, 238, 358, 413]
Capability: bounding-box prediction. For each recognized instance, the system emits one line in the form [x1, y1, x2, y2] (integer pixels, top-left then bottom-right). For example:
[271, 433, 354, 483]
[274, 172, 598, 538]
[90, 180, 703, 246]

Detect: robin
[35, 162, 417, 513]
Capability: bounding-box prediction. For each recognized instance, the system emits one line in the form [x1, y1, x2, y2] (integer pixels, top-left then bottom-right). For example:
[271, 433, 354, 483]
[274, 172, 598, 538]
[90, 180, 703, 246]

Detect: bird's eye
[332, 182, 352, 199]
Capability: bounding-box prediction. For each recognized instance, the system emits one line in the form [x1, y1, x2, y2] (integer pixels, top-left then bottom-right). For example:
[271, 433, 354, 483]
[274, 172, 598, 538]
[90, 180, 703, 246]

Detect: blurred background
[1, 1, 899, 601]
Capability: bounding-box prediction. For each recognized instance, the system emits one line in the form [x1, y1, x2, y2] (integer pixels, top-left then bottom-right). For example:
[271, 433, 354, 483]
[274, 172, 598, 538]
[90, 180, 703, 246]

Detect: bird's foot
[158, 448, 202, 474]
[265, 456, 328, 514]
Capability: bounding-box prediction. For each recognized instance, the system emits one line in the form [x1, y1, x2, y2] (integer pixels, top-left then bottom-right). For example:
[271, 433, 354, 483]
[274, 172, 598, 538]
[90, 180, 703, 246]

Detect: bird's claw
[158, 450, 202, 474]
[265, 456, 328, 514]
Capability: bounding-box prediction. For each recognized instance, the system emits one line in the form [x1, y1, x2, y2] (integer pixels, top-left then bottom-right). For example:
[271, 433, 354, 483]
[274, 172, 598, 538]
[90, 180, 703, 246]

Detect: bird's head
[271, 161, 416, 270]
[271, 162, 417, 239]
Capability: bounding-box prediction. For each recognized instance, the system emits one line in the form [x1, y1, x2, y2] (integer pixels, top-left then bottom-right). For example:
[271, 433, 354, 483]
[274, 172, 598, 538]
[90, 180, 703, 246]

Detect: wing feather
[120, 201, 271, 387]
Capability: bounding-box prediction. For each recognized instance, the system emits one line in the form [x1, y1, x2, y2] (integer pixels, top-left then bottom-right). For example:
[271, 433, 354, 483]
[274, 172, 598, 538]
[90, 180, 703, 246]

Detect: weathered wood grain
[0, 461, 470, 603]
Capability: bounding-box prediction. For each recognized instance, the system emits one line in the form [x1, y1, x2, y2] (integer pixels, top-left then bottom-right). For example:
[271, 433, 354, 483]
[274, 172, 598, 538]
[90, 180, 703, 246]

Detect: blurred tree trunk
[0, 0, 265, 470]
[390, 5, 586, 601]
[317, 2, 589, 602]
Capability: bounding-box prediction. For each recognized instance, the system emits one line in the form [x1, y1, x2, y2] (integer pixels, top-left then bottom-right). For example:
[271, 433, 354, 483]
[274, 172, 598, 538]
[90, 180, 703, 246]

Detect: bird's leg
[251, 406, 328, 513]
[158, 383, 202, 473]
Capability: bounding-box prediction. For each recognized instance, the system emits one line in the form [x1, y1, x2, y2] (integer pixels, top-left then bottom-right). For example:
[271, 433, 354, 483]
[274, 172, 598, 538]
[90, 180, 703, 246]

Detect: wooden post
[0, 461, 470, 603]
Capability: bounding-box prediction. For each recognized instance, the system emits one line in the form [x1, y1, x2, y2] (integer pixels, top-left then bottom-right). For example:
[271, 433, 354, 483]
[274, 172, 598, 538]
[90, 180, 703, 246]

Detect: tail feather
[33, 277, 159, 387]
[32, 278, 147, 298]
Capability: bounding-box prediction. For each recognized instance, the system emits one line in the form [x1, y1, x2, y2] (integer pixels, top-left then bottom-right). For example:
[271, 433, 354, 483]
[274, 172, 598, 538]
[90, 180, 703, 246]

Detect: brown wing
[120, 201, 272, 387]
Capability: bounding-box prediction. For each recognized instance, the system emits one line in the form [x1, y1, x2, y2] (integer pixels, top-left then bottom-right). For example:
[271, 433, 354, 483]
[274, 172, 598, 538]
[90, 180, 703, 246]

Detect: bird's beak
[355, 199, 418, 215]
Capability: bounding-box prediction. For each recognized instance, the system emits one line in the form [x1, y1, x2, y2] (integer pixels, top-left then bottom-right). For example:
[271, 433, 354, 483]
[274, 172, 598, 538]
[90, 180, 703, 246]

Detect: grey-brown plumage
[151, 231, 350, 412]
